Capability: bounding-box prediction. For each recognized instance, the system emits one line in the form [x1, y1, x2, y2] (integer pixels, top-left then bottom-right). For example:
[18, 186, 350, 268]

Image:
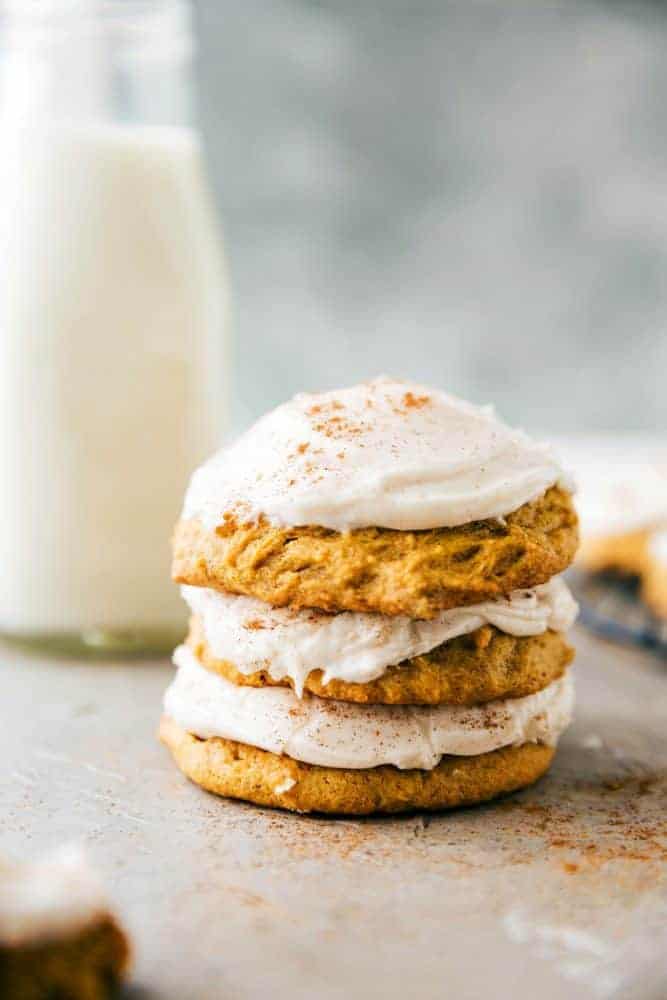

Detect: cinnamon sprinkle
[243, 619, 266, 631]
[403, 391, 431, 409]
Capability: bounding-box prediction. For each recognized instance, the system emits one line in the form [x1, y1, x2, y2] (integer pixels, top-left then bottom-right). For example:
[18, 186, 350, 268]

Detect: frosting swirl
[183, 377, 567, 532]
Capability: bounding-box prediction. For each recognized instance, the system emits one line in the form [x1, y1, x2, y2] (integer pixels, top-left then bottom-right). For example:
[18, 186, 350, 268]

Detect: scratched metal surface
[1, 626, 667, 1000]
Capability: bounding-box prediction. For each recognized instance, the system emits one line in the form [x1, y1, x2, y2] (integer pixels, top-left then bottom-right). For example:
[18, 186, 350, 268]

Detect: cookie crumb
[274, 778, 296, 795]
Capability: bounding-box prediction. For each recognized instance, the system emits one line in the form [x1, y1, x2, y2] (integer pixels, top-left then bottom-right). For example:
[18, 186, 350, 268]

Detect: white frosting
[165, 645, 574, 771]
[183, 577, 578, 697]
[0, 845, 110, 947]
[182, 377, 567, 532]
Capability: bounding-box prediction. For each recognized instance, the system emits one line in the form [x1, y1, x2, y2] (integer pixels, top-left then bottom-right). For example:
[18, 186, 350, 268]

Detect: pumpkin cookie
[561, 437, 667, 576]
[0, 847, 130, 1000]
[159, 715, 555, 815]
[642, 529, 667, 621]
[0, 918, 129, 1000]
[578, 528, 651, 577]
[189, 614, 574, 706]
[173, 485, 578, 619]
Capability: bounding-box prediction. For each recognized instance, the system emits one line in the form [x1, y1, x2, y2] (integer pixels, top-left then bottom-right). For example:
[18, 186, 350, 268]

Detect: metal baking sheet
[569, 566, 667, 654]
[2, 626, 667, 1000]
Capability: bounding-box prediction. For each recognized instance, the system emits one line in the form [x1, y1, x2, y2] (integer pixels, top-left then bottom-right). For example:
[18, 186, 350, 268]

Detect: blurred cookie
[0, 846, 130, 1000]
[173, 485, 578, 619]
[160, 643, 573, 814]
[559, 437, 667, 575]
[642, 529, 667, 621]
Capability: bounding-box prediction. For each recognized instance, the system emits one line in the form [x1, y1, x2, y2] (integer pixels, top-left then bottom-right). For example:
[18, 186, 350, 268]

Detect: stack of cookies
[160, 377, 579, 815]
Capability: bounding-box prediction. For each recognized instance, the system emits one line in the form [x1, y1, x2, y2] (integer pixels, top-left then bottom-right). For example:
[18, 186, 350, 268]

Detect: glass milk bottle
[0, 0, 229, 654]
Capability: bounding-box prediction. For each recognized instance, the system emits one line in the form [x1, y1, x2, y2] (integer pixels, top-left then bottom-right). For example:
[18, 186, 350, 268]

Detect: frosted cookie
[0, 846, 130, 999]
[642, 529, 667, 621]
[162, 377, 578, 815]
[160, 717, 556, 815]
[174, 488, 578, 619]
[159, 645, 571, 815]
[559, 437, 667, 576]
[173, 378, 577, 617]
[184, 577, 578, 705]
[159, 645, 573, 815]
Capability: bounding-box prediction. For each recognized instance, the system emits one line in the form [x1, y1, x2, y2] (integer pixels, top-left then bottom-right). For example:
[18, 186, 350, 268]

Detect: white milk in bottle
[0, 1, 229, 652]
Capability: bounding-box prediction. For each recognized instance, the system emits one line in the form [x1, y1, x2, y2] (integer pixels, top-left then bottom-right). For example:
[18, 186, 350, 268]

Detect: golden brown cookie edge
[173, 485, 579, 619]
[159, 716, 556, 816]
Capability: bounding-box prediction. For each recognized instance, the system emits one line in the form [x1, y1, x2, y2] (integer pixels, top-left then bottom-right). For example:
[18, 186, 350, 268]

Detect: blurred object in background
[561, 436, 667, 577]
[643, 527, 667, 622]
[0, 0, 230, 655]
[0, 844, 130, 996]
[556, 435, 667, 654]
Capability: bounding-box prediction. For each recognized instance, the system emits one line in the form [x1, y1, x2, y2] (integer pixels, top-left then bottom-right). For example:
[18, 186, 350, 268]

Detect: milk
[0, 122, 228, 637]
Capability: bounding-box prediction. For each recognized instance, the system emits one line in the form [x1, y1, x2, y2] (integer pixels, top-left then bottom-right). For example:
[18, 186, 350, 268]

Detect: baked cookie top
[173, 484, 578, 618]
[182, 376, 568, 534]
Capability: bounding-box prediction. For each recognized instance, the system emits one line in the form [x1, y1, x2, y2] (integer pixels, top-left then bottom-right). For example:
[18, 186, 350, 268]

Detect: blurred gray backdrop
[193, 0, 667, 434]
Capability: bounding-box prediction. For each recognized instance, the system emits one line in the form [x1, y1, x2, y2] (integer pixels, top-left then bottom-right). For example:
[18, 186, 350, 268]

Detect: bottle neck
[0, 0, 196, 127]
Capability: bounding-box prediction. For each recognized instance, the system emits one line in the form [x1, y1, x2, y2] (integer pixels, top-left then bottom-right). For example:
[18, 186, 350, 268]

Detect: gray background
[193, 0, 667, 434]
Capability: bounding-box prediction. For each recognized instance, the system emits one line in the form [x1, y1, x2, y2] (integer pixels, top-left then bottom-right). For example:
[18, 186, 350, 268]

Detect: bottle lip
[1, 0, 195, 61]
